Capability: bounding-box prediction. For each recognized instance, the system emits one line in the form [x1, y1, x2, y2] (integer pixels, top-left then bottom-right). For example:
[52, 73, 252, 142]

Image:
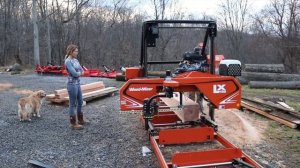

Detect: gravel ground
[0, 72, 299, 168]
[0, 73, 157, 168]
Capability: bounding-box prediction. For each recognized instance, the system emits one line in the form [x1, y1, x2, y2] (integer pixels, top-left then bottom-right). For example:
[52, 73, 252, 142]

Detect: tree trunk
[249, 81, 300, 89]
[46, 8, 52, 64]
[32, 0, 40, 65]
[245, 64, 285, 73]
[240, 72, 300, 84]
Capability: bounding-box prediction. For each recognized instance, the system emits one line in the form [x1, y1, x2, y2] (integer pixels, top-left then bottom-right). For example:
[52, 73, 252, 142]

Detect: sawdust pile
[0, 83, 14, 91]
[214, 109, 266, 145]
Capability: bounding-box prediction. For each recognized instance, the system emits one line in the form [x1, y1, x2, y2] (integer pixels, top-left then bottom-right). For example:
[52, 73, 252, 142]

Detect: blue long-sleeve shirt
[65, 57, 83, 83]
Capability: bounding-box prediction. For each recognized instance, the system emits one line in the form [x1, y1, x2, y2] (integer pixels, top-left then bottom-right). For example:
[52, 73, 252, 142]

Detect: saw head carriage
[120, 20, 242, 120]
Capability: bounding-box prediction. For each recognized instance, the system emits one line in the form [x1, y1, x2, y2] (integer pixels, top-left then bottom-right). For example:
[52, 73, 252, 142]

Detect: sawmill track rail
[241, 97, 300, 129]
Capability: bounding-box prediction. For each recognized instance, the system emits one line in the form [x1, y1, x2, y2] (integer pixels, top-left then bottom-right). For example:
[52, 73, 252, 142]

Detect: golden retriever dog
[18, 90, 46, 121]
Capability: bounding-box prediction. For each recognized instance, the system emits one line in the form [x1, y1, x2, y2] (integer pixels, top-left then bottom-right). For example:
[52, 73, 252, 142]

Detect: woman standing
[65, 44, 88, 129]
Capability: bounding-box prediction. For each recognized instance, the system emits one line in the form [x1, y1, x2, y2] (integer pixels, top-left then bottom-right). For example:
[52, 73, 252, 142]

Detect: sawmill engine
[175, 47, 242, 77]
[175, 47, 209, 74]
[219, 59, 242, 77]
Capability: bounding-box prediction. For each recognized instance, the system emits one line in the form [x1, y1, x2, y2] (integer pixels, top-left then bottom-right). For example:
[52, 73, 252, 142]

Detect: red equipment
[35, 64, 117, 78]
[120, 20, 262, 168]
[35, 64, 64, 75]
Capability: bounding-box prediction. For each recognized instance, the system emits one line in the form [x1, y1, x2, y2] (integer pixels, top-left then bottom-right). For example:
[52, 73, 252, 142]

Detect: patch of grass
[242, 85, 300, 98]
[0, 66, 6, 71]
[242, 85, 300, 111]
[265, 121, 300, 152]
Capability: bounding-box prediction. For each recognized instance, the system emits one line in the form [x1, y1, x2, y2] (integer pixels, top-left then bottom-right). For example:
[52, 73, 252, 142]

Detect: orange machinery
[120, 20, 262, 168]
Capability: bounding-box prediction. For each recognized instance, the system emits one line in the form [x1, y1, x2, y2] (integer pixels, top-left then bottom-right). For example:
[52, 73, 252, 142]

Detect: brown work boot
[77, 112, 89, 125]
[69, 116, 83, 129]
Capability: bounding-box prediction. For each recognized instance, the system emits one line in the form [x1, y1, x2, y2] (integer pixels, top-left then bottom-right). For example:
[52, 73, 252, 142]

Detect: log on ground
[245, 64, 284, 73]
[249, 81, 300, 89]
[236, 76, 248, 85]
[240, 72, 300, 84]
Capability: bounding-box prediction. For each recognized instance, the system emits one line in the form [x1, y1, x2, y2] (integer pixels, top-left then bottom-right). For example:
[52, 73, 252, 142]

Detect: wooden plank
[64, 87, 118, 102]
[54, 91, 68, 99]
[54, 88, 68, 96]
[47, 97, 68, 103]
[241, 101, 297, 128]
[54, 81, 105, 94]
[81, 81, 105, 92]
[277, 102, 295, 110]
[45, 94, 56, 100]
[54, 81, 105, 99]
[83, 87, 118, 101]
[160, 93, 200, 122]
[55, 88, 99, 99]
[47, 83, 115, 104]
[243, 97, 300, 118]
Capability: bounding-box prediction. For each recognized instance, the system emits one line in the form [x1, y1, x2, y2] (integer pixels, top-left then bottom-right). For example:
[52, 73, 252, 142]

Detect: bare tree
[254, 0, 300, 73]
[151, 0, 178, 20]
[38, 0, 52, 64]
[218, 0, 250, 62]
[110, 0, 128, 27]
[148, 0, 181, 70]
[0, 0, 20, 65]
[33, 0, 40, 65]
[3, 0, 281, 73]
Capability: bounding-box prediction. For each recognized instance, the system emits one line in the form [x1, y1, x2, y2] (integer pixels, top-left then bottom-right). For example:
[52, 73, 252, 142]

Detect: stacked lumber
[160, 93, 200, 122]
[46, 81, 118, 104]
[237, 64, 300, 89]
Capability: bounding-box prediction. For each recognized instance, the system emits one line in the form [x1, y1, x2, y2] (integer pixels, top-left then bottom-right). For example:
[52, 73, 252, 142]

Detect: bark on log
[240, 72, 300, 84]
[236, 76, 248, 85]
[245, 64, 284, 73]
[249, 81, 300, 89]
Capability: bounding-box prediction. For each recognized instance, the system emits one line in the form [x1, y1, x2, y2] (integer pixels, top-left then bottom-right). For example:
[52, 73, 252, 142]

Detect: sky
[130, 0, 270, 19]
[179, 0, 269, 16]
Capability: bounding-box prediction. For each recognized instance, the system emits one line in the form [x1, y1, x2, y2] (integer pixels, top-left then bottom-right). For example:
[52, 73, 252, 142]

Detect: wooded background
[0, 0, 299, 73]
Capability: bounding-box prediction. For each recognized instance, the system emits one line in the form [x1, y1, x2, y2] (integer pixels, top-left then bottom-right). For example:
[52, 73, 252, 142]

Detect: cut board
[160, 93, 200, 122]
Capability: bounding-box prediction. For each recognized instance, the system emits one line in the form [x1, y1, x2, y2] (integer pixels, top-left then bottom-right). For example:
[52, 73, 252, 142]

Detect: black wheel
[115, 74, 126, 81]
[144, 118, 149, 130]
[209, 106, 215, 121]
